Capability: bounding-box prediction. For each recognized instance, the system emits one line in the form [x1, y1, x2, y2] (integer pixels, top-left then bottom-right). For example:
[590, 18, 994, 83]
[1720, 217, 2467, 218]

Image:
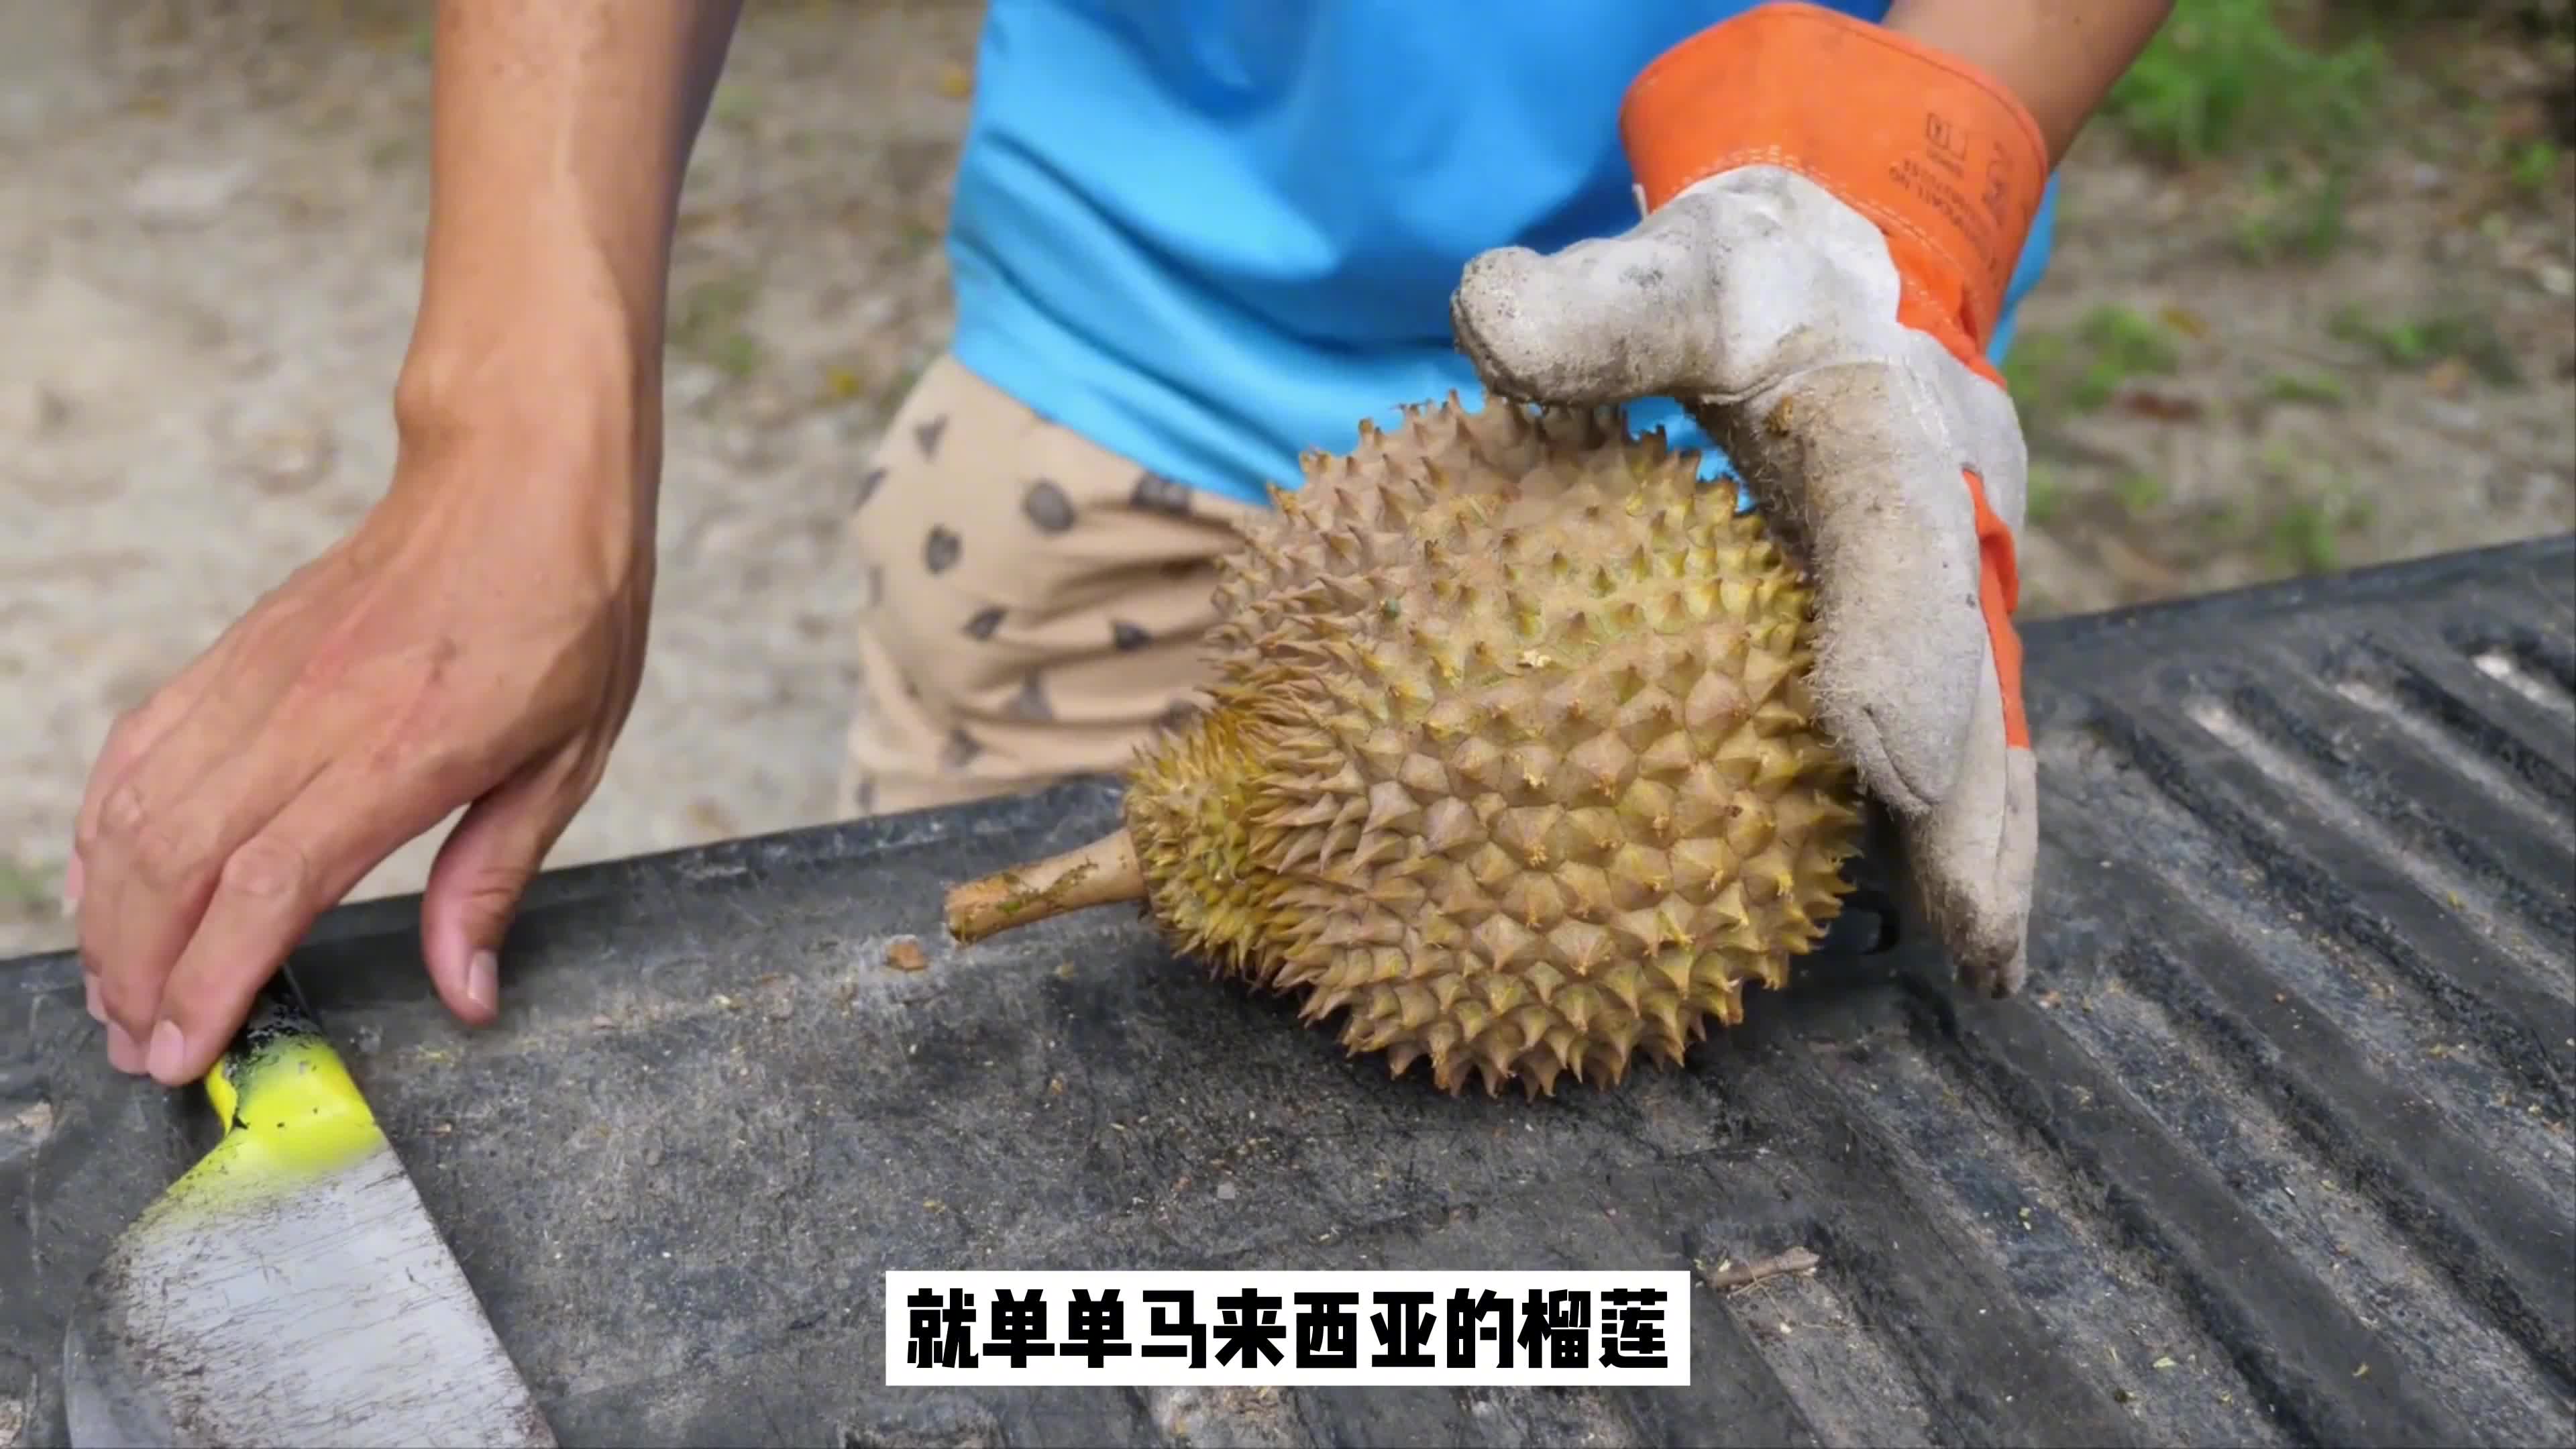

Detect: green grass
[2500, 138, 2567, 195]
[2229, 158, 2354, 262]
[2327, 300, 2522, 384]
[710, 83, 767, 132]
[2269, 497, 2346, 573]
[2004, 304, 2188, 429]
[2103, 0, 2568, 254]
[2101, 0, 2402, 266]
[673, 273, 765, 380]
[2251, 440, 2377, 575]
[2263, 369, 2351, 407]
[0, 857, 57, 918]
[2104, 0, 2390, 164]
[2027, 464, 2067, 527]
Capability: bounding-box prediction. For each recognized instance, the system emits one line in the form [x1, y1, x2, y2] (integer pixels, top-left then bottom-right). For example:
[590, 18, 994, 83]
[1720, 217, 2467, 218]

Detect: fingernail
[147, 1020, 184, 1082]
[85, 974, 104, 1022]
[105, 1020, 145, 1074]
[466, 949, 498, 1014]
[60, 854, 81, 917]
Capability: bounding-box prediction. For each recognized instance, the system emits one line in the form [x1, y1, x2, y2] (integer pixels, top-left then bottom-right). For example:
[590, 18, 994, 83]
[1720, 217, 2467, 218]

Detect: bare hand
[71, 407, 656, 1085]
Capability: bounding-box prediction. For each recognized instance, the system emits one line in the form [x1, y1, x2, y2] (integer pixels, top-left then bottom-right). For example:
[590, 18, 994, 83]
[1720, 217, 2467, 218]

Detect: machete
[61, 969, 557, 1447]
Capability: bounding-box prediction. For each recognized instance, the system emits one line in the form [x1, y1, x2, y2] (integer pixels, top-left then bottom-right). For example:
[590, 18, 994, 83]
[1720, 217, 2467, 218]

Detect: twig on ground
[1699, 1246, 1821, 1293]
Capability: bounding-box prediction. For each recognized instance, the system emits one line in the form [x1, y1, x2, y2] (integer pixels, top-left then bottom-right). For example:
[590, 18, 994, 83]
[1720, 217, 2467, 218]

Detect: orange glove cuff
[1619, 2, 2051, 390]
[1963, 466, 2029, 749]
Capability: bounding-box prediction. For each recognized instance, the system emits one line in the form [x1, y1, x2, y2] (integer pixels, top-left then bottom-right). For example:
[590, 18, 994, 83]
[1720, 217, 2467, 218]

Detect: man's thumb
[421, 769, 566, 1026]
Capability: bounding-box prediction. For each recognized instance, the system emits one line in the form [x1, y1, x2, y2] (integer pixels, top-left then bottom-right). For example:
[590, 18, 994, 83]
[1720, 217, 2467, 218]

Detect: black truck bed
[5, 534, 2572, 1448]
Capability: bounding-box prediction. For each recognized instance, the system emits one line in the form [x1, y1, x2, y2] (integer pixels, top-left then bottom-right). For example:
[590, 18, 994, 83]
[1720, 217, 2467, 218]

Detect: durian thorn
[943, 828, 1146, 945]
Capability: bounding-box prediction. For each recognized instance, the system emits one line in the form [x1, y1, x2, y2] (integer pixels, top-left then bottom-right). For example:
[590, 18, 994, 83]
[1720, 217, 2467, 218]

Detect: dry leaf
[2120, 389, 2204, 422]
[2158, 305, 2208, 339]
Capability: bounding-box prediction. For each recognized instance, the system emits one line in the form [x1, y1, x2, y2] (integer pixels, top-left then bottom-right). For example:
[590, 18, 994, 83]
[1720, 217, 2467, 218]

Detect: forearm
[1883, 0, 2174, 166]
[398, 0, 743, 432]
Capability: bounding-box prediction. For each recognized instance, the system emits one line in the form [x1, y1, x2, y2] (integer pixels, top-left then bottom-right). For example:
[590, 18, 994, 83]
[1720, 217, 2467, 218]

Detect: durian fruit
[943, 395, 1864, 1098]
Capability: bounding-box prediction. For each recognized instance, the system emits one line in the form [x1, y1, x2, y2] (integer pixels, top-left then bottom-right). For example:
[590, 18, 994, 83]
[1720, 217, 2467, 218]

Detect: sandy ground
[2, 0, 2569, 959]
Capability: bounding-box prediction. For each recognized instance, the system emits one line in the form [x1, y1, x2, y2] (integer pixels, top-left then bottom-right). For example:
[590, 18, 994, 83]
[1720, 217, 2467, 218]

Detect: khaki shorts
[837, 354, 1270, 817]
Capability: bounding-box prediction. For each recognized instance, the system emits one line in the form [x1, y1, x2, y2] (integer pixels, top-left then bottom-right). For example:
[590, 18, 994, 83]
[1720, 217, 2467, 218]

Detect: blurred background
[2, 0, 2569, 958]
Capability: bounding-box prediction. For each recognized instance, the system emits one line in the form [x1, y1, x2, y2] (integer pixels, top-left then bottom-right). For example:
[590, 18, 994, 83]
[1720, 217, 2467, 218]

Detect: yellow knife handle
[203, 973, 380, 1160]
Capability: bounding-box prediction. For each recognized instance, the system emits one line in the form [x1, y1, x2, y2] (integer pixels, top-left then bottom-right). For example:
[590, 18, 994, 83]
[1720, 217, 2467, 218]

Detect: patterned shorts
[838, 354, 1270, 818]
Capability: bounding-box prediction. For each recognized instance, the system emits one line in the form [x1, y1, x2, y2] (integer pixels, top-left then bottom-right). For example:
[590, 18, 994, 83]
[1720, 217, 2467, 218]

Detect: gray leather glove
[1448, 4, 2053, 995]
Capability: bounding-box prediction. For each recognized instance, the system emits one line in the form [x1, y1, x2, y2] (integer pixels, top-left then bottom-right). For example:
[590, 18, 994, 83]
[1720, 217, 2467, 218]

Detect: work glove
[1449, 1, 2045, 996]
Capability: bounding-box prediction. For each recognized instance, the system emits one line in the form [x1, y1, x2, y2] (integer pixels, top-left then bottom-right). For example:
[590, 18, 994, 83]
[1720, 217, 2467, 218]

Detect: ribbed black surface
[5, 534, 2571, 1448]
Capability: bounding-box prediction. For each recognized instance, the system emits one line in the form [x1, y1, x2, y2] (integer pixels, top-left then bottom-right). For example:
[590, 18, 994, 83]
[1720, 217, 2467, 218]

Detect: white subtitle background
[885, 1269, 1694, 1387]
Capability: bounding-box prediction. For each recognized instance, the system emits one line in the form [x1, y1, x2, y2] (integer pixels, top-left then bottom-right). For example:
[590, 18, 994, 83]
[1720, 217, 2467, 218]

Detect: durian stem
[943, 829, 1146, 945]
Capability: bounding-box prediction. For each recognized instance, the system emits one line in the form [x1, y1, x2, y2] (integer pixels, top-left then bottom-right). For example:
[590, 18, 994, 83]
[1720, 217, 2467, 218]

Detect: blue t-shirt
[943, 0, 2057, 510]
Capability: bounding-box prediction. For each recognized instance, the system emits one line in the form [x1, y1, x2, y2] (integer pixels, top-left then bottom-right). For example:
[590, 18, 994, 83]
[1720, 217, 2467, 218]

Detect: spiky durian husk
[1121, 396, 1862, 1098]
